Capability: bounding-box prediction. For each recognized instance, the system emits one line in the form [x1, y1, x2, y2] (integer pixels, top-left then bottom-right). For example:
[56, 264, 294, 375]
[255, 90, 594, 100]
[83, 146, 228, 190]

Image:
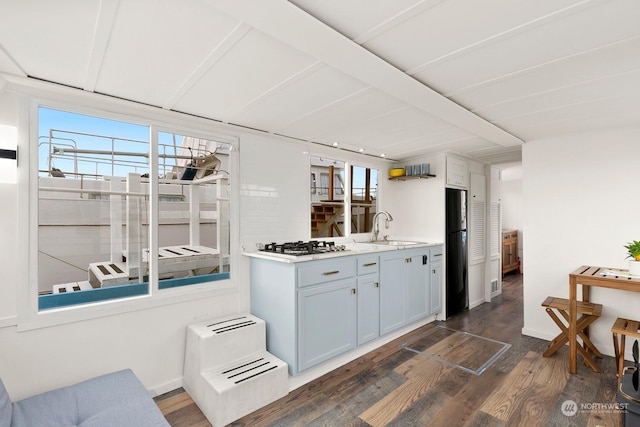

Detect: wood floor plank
[479, 350, 569, 426]
[424, 368, 504, 427]
[305, 371, 406, 426]
[385, 388, 451, 427]
[155, 274, 623, 427]
[478, 351, 548, 421]
[155, 391, 194, 414]
[359, 357, 452, 426]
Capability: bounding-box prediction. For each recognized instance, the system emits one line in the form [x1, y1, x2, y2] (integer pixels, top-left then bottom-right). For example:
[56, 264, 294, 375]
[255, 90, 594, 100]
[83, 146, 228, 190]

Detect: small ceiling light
[332, 142, 339, 147]
[380, 153, 386, 158]
[358, 148, 365, 153]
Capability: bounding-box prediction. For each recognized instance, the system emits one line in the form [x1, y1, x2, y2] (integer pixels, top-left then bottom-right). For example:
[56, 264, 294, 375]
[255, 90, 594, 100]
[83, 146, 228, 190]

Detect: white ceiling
[1, 0, 639, 163]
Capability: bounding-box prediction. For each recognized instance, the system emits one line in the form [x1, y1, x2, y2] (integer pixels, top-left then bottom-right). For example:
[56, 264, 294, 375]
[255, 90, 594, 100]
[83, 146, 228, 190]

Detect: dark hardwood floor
[155, 274, 621, 426]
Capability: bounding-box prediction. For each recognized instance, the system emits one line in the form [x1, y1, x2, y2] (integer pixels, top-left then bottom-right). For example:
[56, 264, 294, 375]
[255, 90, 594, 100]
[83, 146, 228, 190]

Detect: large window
[36, 107, 232, 311]
[351, 165, 378, 234]
[310, 157, 345, 238]
[310, 156, 377, 238]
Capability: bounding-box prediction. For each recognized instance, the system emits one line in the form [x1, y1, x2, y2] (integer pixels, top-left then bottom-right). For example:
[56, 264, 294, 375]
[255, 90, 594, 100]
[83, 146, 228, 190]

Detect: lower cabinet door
[297, 279, 357, 371]
[406, 252, 429, 322]
[357, 275, 380, 345]
[379, 255, 407, 335]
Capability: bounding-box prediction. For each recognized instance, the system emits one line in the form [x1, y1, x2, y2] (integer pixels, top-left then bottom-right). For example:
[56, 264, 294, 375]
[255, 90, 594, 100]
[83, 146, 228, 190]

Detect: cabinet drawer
[429, 245, 443, 260]
[357, 255, 379, 276]
[297, 257, 355, 288]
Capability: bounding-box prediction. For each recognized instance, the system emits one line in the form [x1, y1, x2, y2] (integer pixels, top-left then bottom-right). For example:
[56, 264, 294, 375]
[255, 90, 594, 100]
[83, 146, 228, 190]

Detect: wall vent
[491, 280, 499, 293]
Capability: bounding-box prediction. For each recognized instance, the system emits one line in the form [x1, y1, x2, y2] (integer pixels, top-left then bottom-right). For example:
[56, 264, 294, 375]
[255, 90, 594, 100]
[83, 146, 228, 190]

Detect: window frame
[309, 153, 380, 240]
[17, 91, 239, 331]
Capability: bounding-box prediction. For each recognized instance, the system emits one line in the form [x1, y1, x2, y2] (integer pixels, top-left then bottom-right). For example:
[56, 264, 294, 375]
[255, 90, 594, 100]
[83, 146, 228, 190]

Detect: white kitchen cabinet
[356, 255, 380, 345]
[379, 252, 408, 335]
[380, 248, 430, 335]
[249, 245, 440, 375]
[297, 278, 357, 371]
[446, 156, 469, 188]
[430, 245, 443, 315]
[407, 252, 430, 322]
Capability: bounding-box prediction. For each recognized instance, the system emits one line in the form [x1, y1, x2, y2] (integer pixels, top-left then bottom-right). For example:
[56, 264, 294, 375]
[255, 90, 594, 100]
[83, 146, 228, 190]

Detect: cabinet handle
[352, 288, 356, 294]
[433, 254, 442, 257]
[363, 262, 377, 267]
[375, 282, 379, 288]
[405, 258, 412, 263]
[433, 270, 436, 274]
[323, 270, 340, 275]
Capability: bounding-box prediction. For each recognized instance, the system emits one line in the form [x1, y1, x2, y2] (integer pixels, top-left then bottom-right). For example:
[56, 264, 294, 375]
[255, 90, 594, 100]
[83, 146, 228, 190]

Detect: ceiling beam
[208, 0, 525, 147]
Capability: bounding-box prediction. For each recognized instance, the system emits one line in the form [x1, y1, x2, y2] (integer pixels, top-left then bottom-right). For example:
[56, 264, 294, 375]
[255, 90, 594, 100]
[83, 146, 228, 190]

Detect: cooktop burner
[258, 240, 348, 256]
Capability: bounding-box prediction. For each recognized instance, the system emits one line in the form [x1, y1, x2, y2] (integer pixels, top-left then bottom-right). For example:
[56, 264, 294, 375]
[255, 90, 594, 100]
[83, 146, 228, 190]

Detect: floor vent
[491, 279, 499, 293]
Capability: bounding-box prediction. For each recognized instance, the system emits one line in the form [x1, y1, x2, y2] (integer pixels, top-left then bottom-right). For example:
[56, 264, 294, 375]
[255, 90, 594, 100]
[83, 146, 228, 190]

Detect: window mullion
[149, 127, 159, 292]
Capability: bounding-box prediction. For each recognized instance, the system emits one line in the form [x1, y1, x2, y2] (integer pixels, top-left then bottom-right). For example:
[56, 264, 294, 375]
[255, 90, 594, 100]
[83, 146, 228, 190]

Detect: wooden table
[568, 265, 640, 373]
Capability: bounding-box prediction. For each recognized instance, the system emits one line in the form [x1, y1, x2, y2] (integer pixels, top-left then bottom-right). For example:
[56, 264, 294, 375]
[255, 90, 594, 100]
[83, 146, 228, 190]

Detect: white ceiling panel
[467, 145, 522, 164]
[4, 0, 640, 163]
[317, 106, 457, 148]
[515, 106, 640, 141]
[495, 91, 640, 133]
[476, 69, 640, 122]
[452, 36, 640, 111]
[230, 64, 367, 130]
[0, 46, 23, 77]
[414, 0, 640, 95]
[96, 0, 240, 106]
[392, 134, 495, 159]
[288, 0, 425, 40]
[0, 0, 100, 87]
[174, 28, 315, 122]
[279, 88, 407, 142]
[361, 0, 583, 72]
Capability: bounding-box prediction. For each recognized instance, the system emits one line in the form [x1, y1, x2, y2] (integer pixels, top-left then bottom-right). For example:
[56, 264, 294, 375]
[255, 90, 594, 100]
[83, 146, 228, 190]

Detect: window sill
[18, 279, 238, 332]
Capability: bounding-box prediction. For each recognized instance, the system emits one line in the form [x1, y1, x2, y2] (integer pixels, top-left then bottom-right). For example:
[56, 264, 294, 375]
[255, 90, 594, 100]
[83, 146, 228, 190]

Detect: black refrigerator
[445, 188, 468, 318]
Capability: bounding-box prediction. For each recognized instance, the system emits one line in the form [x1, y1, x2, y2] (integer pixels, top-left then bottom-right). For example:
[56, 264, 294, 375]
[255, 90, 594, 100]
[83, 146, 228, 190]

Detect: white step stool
[184, 314, 288, 426]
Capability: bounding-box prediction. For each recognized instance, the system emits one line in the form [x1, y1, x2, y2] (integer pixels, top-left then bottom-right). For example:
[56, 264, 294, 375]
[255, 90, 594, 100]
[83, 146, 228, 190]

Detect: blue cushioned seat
[2, 369, 169, 427]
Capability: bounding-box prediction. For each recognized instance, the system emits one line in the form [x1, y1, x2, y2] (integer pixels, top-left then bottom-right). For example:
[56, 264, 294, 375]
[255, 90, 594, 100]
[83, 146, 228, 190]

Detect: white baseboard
[469, 298, 485, 310]
[149, 377, 183, 398]
[521, 327, 556, 342]
[0, 315, 17, 329]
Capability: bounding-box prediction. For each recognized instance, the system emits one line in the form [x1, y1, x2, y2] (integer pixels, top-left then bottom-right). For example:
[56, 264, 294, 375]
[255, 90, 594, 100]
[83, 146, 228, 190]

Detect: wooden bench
[542, 296, 603, 372]
[611, 317, 640, 380]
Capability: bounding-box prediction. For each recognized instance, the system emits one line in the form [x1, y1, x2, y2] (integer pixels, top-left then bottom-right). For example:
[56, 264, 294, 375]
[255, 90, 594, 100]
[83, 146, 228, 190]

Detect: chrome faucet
[372, 211, 393, 242]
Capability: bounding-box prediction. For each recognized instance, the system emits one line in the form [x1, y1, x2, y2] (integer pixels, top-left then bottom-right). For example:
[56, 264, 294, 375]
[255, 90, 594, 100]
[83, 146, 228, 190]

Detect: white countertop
[243, 241, 441, 263]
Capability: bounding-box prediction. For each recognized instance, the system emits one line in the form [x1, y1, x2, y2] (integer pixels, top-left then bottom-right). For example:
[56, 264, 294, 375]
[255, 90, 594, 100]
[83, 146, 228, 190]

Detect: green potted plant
[624, 240, 640, 275]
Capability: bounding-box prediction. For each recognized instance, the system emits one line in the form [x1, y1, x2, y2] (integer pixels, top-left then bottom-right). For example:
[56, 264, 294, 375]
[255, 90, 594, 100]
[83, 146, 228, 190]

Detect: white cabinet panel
[446, 156, 469, 188]
[380, 253, 407, 335]
[357, 274, 380, 345]
[297, 279, 357, 371]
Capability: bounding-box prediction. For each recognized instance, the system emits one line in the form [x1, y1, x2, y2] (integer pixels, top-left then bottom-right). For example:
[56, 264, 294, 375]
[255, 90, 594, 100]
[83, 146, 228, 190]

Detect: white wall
[522, 127, 640, 360]
[0, 82, 390, 400]
[382, 153, 445, 243]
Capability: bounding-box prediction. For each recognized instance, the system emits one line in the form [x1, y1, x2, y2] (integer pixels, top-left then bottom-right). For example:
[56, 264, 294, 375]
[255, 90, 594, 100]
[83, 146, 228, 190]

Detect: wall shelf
[388, 174, 436, 181]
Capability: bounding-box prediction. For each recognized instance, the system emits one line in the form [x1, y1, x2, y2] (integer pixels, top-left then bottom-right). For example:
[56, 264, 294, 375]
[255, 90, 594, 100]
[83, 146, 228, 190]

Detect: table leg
[569, 277, 577, 374]
[582, 286, 591, 359]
